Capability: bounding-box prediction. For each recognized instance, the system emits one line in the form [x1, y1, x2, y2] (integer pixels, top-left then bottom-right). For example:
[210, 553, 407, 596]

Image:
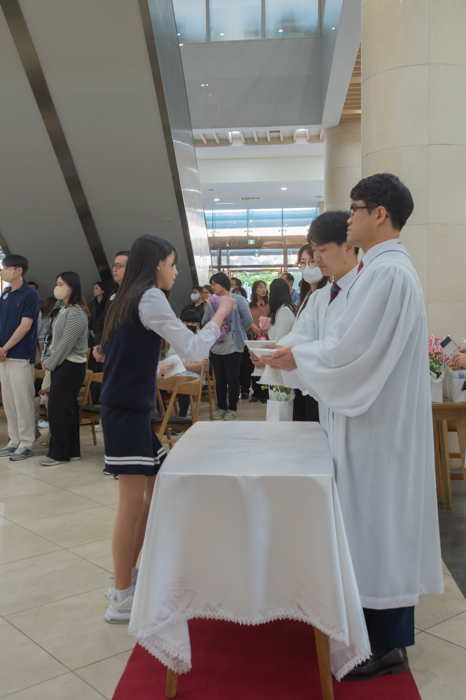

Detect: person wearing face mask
[0, 254, 40, 461]
[40, 272, 90, 466]
[297, 243, 330, 312]
[180, 285, 206, 323]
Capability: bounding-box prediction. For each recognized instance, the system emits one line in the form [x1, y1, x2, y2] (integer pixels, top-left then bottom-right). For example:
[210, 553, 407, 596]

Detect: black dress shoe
[344, 648, 408, 681]
[260, 398, 267, 404]
[249, 396, 259, 403]
[241, 392, 249, 400]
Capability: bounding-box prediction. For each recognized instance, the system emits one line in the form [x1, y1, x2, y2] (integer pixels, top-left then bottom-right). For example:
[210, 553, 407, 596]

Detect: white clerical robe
[290, 240, 443, 609]
[279, 267, 358, 433]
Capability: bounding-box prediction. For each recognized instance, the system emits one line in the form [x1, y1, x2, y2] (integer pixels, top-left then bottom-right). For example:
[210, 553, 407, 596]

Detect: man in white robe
[263, 173, 443, 680]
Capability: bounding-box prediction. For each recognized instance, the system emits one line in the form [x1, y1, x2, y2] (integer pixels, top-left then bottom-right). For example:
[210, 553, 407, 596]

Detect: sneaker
[10, 449, 34, 461]
[105, 569, 138, 599]
[103, 468, 113, 475]
[40, 434, 51, 448]
[223, 410, 237, 421]
[0, 446, 17, 457]
[105, 586, 135, 624]
[169, 429, 183, 437]
[40, 456, 68, 466]
[213, 409, 227, 420]
[70, 457, 81, 461]
[241, 392, 249, 400]
[38, 420, 49, 429]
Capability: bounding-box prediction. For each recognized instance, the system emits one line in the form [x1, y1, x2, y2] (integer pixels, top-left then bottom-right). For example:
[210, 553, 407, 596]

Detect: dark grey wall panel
[181, 38, 322, 129]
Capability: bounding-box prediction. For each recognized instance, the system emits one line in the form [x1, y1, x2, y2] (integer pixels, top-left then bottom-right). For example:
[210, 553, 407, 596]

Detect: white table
[129, 422, 370, 694]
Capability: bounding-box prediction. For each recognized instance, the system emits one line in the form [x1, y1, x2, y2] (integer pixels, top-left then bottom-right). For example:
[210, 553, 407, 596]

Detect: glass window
[265, 0, 319, 39]
[173, 0, 206, 43]
[210, 0, 262, 42]
[221, 248, 285, 267]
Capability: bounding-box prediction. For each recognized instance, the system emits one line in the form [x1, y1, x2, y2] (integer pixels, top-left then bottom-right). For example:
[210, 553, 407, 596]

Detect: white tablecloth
[129, 422, 370, 681]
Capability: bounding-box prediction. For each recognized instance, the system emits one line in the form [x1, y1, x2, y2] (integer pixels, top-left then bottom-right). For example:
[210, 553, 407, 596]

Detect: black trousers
[292, 389, 319, 422]
[48, 360, 86, 461]
[239, 347, 254, 395]
[363, 606, 415, 649]
[210, 351, 243, 411]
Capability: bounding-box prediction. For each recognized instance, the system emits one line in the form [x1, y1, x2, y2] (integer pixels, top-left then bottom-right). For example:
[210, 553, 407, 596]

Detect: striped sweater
[43, 305, 88, 371]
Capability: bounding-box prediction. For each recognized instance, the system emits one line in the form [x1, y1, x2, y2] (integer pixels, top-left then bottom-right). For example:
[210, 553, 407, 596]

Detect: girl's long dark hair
[102, 235, 178, 344]
[297, 244, 313, 307]
[40, 296, 57, 316]
[57, 272, 90, 317]
[249, 280, 268, 308]
[268, 278, 295, 326]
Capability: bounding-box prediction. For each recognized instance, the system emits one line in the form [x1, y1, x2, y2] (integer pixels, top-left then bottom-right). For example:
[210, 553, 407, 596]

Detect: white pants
[0, 359, 35, 450]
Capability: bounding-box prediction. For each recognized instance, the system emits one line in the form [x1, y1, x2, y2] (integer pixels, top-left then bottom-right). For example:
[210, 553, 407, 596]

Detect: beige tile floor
[0, 399, 464, 699]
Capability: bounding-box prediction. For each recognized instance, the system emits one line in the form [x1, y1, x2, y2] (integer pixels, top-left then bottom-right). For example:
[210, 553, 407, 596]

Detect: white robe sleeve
[139, 288, 220, 361]
[292, 265, 424, 417]
[268, 306, 296, 342]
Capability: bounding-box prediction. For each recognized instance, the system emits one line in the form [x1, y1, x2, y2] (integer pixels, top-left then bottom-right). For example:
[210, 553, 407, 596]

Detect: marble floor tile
[68, 479, 119, 506]
[0, 550, 109, 615]
[23, 506, 116, 548]
[415, 573, 466, 630]
[75, 650, 133, 699]
[0, 515, 15, 527]
[0, 488, 98, 524]
[426, 610, 466, 649]
[1, 673, 106, 700]
[442, 560, 452, 576]
[7, 461, 107, 489]
[0, 618, 67, 698]
[70, 538, 114, 573]
[0, 473, 56, 499]
[7, 588, 135, 670]
[410, 631, 466, 700]
[0, 463, 18, 478]
[0, 524, 60, 565]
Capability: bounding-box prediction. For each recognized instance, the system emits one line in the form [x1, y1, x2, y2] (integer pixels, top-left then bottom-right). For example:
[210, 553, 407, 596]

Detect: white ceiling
[201, 179, 323, 210]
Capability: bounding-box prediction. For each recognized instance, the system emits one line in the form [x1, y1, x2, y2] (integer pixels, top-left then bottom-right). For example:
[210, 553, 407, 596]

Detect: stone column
[324, 121, 361, 212]
[361, 0, 466, 339]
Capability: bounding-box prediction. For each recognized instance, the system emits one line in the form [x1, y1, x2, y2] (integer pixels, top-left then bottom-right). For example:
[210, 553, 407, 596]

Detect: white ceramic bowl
[245, 340, 277, 357]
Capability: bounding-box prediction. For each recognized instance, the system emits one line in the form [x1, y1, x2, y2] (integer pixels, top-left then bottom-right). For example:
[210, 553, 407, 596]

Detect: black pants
[239, 347, 253, 395]
[363, 606, 415, 649]
[292, 389, 319, 422]
[251, 375, 268, 400]
[210, 351, 243, 411]
[178, 394, 190, 417]
[48, 360, 86, 461]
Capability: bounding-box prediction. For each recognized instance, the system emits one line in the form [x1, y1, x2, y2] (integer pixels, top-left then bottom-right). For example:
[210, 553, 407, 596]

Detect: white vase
[430, 377, 444, 403]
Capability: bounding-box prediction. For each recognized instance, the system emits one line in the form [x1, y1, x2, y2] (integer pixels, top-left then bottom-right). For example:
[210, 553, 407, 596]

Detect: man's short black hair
[350, 173, 414, 231]
[282, 272, 294, 283]
[230, 277, 241, 287]
[210, 272, 231, 291]
[180, 309, 201, 324]
[3, 254, 29, 275]
[114, 250, 130, 258]
[308, 211, 359, 257]
[28, 281, 39, 289]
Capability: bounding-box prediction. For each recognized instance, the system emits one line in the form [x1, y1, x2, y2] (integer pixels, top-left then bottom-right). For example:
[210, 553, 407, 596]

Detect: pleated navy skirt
[101, 404, 167, 476]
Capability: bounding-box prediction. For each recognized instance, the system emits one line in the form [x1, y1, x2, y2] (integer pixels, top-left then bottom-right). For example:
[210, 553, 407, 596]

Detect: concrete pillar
[324, 121, 361, 212]
[361, 0, 466, 340]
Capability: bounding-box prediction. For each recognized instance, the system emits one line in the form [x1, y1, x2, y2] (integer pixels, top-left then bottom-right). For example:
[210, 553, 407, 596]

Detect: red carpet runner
[113, 619, 421, 700]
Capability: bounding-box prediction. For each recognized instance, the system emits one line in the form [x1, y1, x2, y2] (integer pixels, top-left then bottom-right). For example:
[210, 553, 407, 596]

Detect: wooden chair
[80, 372, 103, 445]
[432, 401, 466, 508]
[199, 361, 216, 420]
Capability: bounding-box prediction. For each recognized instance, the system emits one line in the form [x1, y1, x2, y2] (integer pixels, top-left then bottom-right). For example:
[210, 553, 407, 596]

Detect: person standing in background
[93, 251, 129, 363]
[247, 280, 270, 403]
[280, 272, 300, 305]
[181, 285, 207, 323]
[0, 254, 40, 461]
[230, 277, 241, 290]
[37, 297, 57, 356]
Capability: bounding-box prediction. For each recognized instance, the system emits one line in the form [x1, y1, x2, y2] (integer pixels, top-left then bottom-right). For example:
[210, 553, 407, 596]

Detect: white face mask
[54, 285, 69, 300]
[191, 293, 200, 302]
[0, 269, 15, 283]
[301, 264, 323, 284]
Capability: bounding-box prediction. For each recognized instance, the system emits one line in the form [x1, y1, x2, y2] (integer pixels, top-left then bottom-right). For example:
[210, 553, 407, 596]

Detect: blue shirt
[0, 282, 40, 362]
[291, 289, 300, 305]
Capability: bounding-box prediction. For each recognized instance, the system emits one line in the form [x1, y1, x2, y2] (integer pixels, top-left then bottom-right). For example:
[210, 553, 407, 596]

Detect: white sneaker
[223, 410, 237, 421]
[38, 420, 49, 428]
[104, 568, 138, 599]
[213, 409, 227, 420]
[105, 585, 135, 624]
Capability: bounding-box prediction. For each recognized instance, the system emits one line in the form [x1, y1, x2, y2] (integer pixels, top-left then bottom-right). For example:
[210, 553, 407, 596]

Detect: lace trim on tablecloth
[130, 608, 370, 680]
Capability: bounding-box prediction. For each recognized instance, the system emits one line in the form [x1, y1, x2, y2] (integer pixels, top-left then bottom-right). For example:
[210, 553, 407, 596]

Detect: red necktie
[357, 259, 364, 273]
[329, 282, 341, 305]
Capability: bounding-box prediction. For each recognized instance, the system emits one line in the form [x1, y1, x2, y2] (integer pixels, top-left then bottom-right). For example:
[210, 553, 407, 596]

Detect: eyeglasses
[349, 205, 370, 214]
[299, 261, 314, 268]
[112, 263, 126, 270]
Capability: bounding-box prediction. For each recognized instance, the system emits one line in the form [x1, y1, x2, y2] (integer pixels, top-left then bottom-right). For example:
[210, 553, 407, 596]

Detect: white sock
[114, 586, 132, 603]
[131, 566, 138, 580]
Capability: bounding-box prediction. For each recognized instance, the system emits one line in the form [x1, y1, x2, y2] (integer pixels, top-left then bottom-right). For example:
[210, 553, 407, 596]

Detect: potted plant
[263, 385, 295, 421]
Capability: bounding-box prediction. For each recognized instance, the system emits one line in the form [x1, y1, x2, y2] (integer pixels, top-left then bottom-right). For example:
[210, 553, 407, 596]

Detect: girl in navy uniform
[100, 235, 235, 623]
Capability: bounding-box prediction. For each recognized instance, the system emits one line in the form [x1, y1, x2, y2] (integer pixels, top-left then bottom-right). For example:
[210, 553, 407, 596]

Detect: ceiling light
[278, 29, 283, 32]
[179, 43, 183, 46]
[220, 33, 224, 36]
[332, 27, 335, 30]
[281, 187, 287, 191]
[201, 84, 205, 87]
[214, 198, 220, 201]
[177, 33, 180, 36]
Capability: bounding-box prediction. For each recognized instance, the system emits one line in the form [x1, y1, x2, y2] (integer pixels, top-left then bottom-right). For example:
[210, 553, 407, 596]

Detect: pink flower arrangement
[428, 337, 444, 378]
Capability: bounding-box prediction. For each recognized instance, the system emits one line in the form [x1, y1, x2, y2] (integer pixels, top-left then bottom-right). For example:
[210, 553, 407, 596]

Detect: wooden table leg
[438, 420, 452, 509]
[165, 668, 178, 699]
[455, 412, 466, 492]
[433, 420, 445, 505]
[314, 628, 334, 700]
